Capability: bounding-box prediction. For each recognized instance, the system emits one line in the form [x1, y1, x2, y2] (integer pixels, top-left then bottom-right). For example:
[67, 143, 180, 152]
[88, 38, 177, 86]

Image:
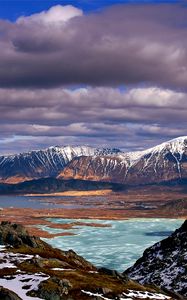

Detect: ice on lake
[41, 218, 183, 272]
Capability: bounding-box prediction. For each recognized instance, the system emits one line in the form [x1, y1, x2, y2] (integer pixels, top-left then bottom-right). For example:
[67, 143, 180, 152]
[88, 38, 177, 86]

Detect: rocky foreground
[125, 220, 187, 298]
[0, 221, 185, 300]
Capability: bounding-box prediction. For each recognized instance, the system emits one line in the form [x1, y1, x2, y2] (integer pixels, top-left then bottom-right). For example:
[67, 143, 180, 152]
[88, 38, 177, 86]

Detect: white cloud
[0, 86, 186, 110]
[127, 87, 185, 108]
[17, 5, 83, 25]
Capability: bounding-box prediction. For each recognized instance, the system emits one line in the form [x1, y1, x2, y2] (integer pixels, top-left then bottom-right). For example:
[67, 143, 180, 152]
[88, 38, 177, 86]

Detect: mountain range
[0, 136, 187, 188]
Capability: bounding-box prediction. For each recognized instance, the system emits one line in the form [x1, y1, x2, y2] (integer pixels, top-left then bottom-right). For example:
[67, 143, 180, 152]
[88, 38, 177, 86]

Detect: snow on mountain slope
[0, 247, 49, 300]
[121, 136, 187, 168]
[57, 155, 128, 183]
[124, 136, 187, 183]
[0, 145, 121, 183]
[124, 220, 187, 297]
[59, 137, 187, 185]
[0, 136, 187, 185]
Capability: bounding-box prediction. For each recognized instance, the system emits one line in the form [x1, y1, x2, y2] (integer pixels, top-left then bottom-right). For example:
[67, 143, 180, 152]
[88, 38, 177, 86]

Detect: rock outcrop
[0, 221, 94, 271]
[0, 287, 22, 300]
[125, 220, 187, 297]
[0, 221, 47, 248]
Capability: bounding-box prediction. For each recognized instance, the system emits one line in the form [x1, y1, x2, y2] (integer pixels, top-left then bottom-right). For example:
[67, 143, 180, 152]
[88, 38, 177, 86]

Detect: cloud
[0, 85, 186, 154]
[0, 3, 187, 154]
[0, 4, 187, 88]
[17, 5, 83, 24]
[0, 86, 186, 125]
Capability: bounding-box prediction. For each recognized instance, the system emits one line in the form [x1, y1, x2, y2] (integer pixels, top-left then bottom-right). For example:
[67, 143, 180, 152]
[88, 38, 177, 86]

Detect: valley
[0, 137, 187, 299]
[0, 182, 186, 239]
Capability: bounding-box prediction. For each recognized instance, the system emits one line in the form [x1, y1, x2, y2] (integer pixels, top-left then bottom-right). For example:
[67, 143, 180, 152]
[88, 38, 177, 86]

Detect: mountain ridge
[0, 136, 187, 185]
[0, 145, 121, 184]
[59, 136, 187, 185]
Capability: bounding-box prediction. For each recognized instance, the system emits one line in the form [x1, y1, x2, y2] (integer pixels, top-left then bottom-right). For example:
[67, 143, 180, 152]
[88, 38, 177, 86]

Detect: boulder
[98, 267, 128, 281]
[0, 221, 46, 248]
[0, 286, 22, 300]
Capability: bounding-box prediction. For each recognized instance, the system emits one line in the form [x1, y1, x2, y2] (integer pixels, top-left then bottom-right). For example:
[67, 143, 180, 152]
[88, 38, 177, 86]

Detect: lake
[0, 196, 183, 272]
[0, 195, 96, 209]
[41, 218, 183, 272]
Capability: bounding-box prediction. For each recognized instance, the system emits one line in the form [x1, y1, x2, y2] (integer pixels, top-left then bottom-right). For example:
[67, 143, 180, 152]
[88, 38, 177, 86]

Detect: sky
[0, 0, 187, 154]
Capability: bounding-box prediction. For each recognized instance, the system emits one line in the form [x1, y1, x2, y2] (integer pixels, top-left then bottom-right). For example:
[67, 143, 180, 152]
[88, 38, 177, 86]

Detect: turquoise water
[41, 218, 184, 272]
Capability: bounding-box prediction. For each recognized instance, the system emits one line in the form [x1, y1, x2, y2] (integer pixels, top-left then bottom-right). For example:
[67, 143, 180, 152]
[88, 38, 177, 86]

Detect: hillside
[0, 221, 179, 300]
[0, 178, 124, 194]
[125, 220, 187, 297]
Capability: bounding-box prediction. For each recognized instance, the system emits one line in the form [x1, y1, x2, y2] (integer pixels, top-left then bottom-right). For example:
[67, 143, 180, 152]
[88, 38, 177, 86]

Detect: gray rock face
[98, 267, 128, 281]
[124, 220, 187, 297]
[0, 221, 47, 248]
[36, 277, 73, 300]
[0, 221, 95, 271]
[0, 287, 22, 300]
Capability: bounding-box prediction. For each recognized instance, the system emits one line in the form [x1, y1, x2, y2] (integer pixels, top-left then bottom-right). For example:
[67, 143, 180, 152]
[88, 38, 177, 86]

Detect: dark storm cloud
[0, 4, 187, 88]
[0, 86, 187, 127]
[0, 3, 187, 154]
[0, 86, 187, 155]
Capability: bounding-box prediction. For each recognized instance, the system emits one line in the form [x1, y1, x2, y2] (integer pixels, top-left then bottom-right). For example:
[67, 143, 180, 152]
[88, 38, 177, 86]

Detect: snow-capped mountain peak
[0, 145, 120, 183]
[143, 136, 187, 156]
[0, 136, 187, 185]
[57, 136, 187, 185]
[118, 136, 187, 170]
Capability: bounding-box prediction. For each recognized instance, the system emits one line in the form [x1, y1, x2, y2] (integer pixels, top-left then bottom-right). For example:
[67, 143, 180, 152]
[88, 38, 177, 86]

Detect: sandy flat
[25, 189, 112, 197]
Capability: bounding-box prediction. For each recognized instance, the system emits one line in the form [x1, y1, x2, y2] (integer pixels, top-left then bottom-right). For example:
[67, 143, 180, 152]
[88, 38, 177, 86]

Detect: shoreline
[0, 187, 186, 238]
[0, 206, 186, 239]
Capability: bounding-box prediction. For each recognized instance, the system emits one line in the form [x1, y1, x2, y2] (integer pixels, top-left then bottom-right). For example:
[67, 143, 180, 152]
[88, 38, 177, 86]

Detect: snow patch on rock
[0, 273, 49, 300]
[82, 289, 171, 300]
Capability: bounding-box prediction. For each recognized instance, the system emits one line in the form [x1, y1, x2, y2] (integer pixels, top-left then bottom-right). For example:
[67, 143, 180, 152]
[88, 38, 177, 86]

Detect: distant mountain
[1, 136, 187, 186]
[0, 146, 121, 184]
[124, 220, 187, 298]
[59, 137, 187, 185]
